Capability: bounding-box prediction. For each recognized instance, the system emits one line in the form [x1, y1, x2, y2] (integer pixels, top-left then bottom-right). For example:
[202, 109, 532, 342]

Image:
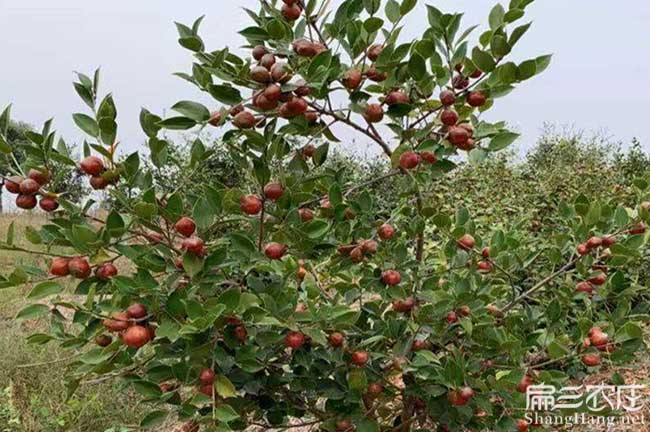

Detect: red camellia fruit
[95, 334, 112, 347]
[351, 350, 369, 367]
[380, 269, 401, 286]
[457, 234, 475, 250]
[342, 69, 362, 90]
[182, 237, 205, 255]
[588, 272, 607, 286]
[122, 325, 151, 348]
[399, 151, 420, 169]
[363, 103, 384, 123]
[517, 375, 534, 393]
[199, 383, 213, 397]
[259, 53, 276, 69]
[95, 262, 118, 281]
[240, 194, 263, 215]
[378, 223, 395, 240]
[441, 109, 459, 126]
[284, 331, 305, 349]
[586, 236, 602, 249]
[349, 247, 364, 263]
[263, 182, 284, 201]
[126, 303, 147, 320]
[68, 257, 91, 279]
[264, 242, 287, 260]
[19, 178, 40, 195]
[411, 340, 428, 351]
[517, 419, 529, 432]
[575, 281, 594, 294]
[302, 144, 316, 158]
[467, 90, 487, 107]
[366, 382, 383, 398]
[420, 151, 437, 164]
[393, 297, 415, 313]
[199, 368, 215, 384]
[590, 329, 609, 347]
[385, 91, 409, 106]
[602, 235, 616, 247]
[4, 176, 22, 194]
[103, 312, 130, 332]
[50, 257, 70, 276]
[448, 126, 470, 147]
[39, 196, 59, 212]
[365, 66, 387, 82]
[329, 332, 345, 347]
[457, 305, 471, 317]
[175, 216, 196, 237]
[447, 390, 467, 406]
[367, 43, 383, 61]
[477, 260, 493, 273]
[281, 3, 302, 21]
[577, 243, 590, 255]
[233, 111, 256, 129]
[460, 386, 475, 402]
[446, 311, 458, 324]
[298, 208, 314, 222]
[629, 223, 647, 235]
[440, 90, 456, 106]
[250, 65, 271, 83]
[582, 353, 601, 367]
[481, 247, 491, 258]
[28, 168, 50, 185]
[80, 156, 104, 176]
[89, 175, 109, 190]
[252, 45, 267, 61]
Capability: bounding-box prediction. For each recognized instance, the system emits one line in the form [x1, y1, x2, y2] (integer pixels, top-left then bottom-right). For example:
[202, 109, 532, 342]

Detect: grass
[0, 213, 148, 432]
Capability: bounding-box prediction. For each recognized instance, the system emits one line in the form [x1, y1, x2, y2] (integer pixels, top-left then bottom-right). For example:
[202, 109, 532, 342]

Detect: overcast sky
[1, 0, 649, 158]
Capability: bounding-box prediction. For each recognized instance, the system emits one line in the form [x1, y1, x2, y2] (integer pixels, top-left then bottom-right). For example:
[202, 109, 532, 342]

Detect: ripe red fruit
[250, 65, 271, 83]
[441, 109, 459, 126]
[366, 382, 383, 398]
[80, 156, 104, 176]
[281, 3, 302, 20]
[284, 331, 305, 349]
[263, 84, 282, 102]
[39, 196, 59, 212]
[481, 247, 491, 258]
[259, 53, 276, 69]
[470, 69, 483, 79]
[629, 223, 646, 235]
[95, 334, 112, 347]
[367, 44, 383, 61]
[89, 175, 108, 190]
[385, 91, 409, 106]
[452, 74, 469, 89]
[182, 237, 205, 255]
[392, 297, 415, 313]
[399, 151, 420, 170]
[234, 324, 248, 343]
[440, 90, 456, 106]
[68, 257, 91, 279]
[457, 234, 475, 250]
[446, 311, 458, 324]
[361, 240, 378, 254]
[175, 217, 196, 237]
[411, 340, 428, 351]
[329, 332, 345, 347]
[126, 303, 147, 320]
[575, 281, 594, 294]
[477, 260, 493, 273]
[447, 390, 467, 406]
[365, 67, 387, 82]
[517, 375, 533, 393]
[460, 386, 474, 402]
[50, 257, 70, 276]
[264, 242, 287, 260]
[103, 312, 130, 332]
[363, 103, 384, 123]
[517, 419, 529, 432]
[240, 194, 263, 215]
[349, 247, 364, 263]
[586, 236, 602, 249]
[380, 269, 401, 286]
[263, 182, 284, 201]
[588, 272, 607, 286]
[199, 368, 215, 384]
[292, 39, 318, 57]
[457, 305, 471, 317]
[282, 97, 309, 118]
[4, 176, 22, 194]
[590, 329, 609, 347]
[336, 419, 353, 432]
[95, 263, 118, 281]
[342, 69, 362, 90]
[351, 350, 369, 367]
[420, 151, 437, 164]
[302, 144, 316, 158]
[448, 126, 470, 147]
[28, 168, 50, 185]
[199, 383, 213, 397]
[233, 111, 256, 129]
[582, 353, 601, 367]
[602, 235, 616, 247]
[467, 90, 487, 107]
[123, 325, 151, 348]
[576, 243, 590, 256]
[378, 223, 395, 240]
[19, 178, 40, 195]
[298, 208, 314, 222]
[252, 45, 267, 61]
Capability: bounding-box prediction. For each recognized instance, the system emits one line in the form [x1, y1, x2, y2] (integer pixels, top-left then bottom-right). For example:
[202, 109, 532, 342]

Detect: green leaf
[215, 375, 237, 398]
[364, 17, 384, 33]
[171, 101, 210, 122]
[214, 404, 239, 422]
[488, 132, 519, 151]
[489, 4, 505, 30]
[15, 304, 49, 320]
[614, 206, 629, 228]
[72, 113, 99, 137]
[157, 117, 197, 130]
[408, 53, 427, 80]
[208, 85, 242, 105]
[0, 134, 11, 154]
[510, 22, 531, 46]
[27, 281, 64, 300]
[140, 411, 169, 429]
[400, 0, 417, 15]
[385, 0, 400, 23]
[472, 47, 496, 72]
[0, 104, 11, 136]
[328, 183, 343, 207]
[179, 36, 204, 52]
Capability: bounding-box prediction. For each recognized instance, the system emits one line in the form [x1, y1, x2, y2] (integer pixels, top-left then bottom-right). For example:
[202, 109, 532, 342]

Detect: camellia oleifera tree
[1, 0, 649, 431]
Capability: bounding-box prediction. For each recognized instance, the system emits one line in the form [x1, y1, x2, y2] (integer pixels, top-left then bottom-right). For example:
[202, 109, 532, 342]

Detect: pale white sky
[1, 0, 649, 157]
